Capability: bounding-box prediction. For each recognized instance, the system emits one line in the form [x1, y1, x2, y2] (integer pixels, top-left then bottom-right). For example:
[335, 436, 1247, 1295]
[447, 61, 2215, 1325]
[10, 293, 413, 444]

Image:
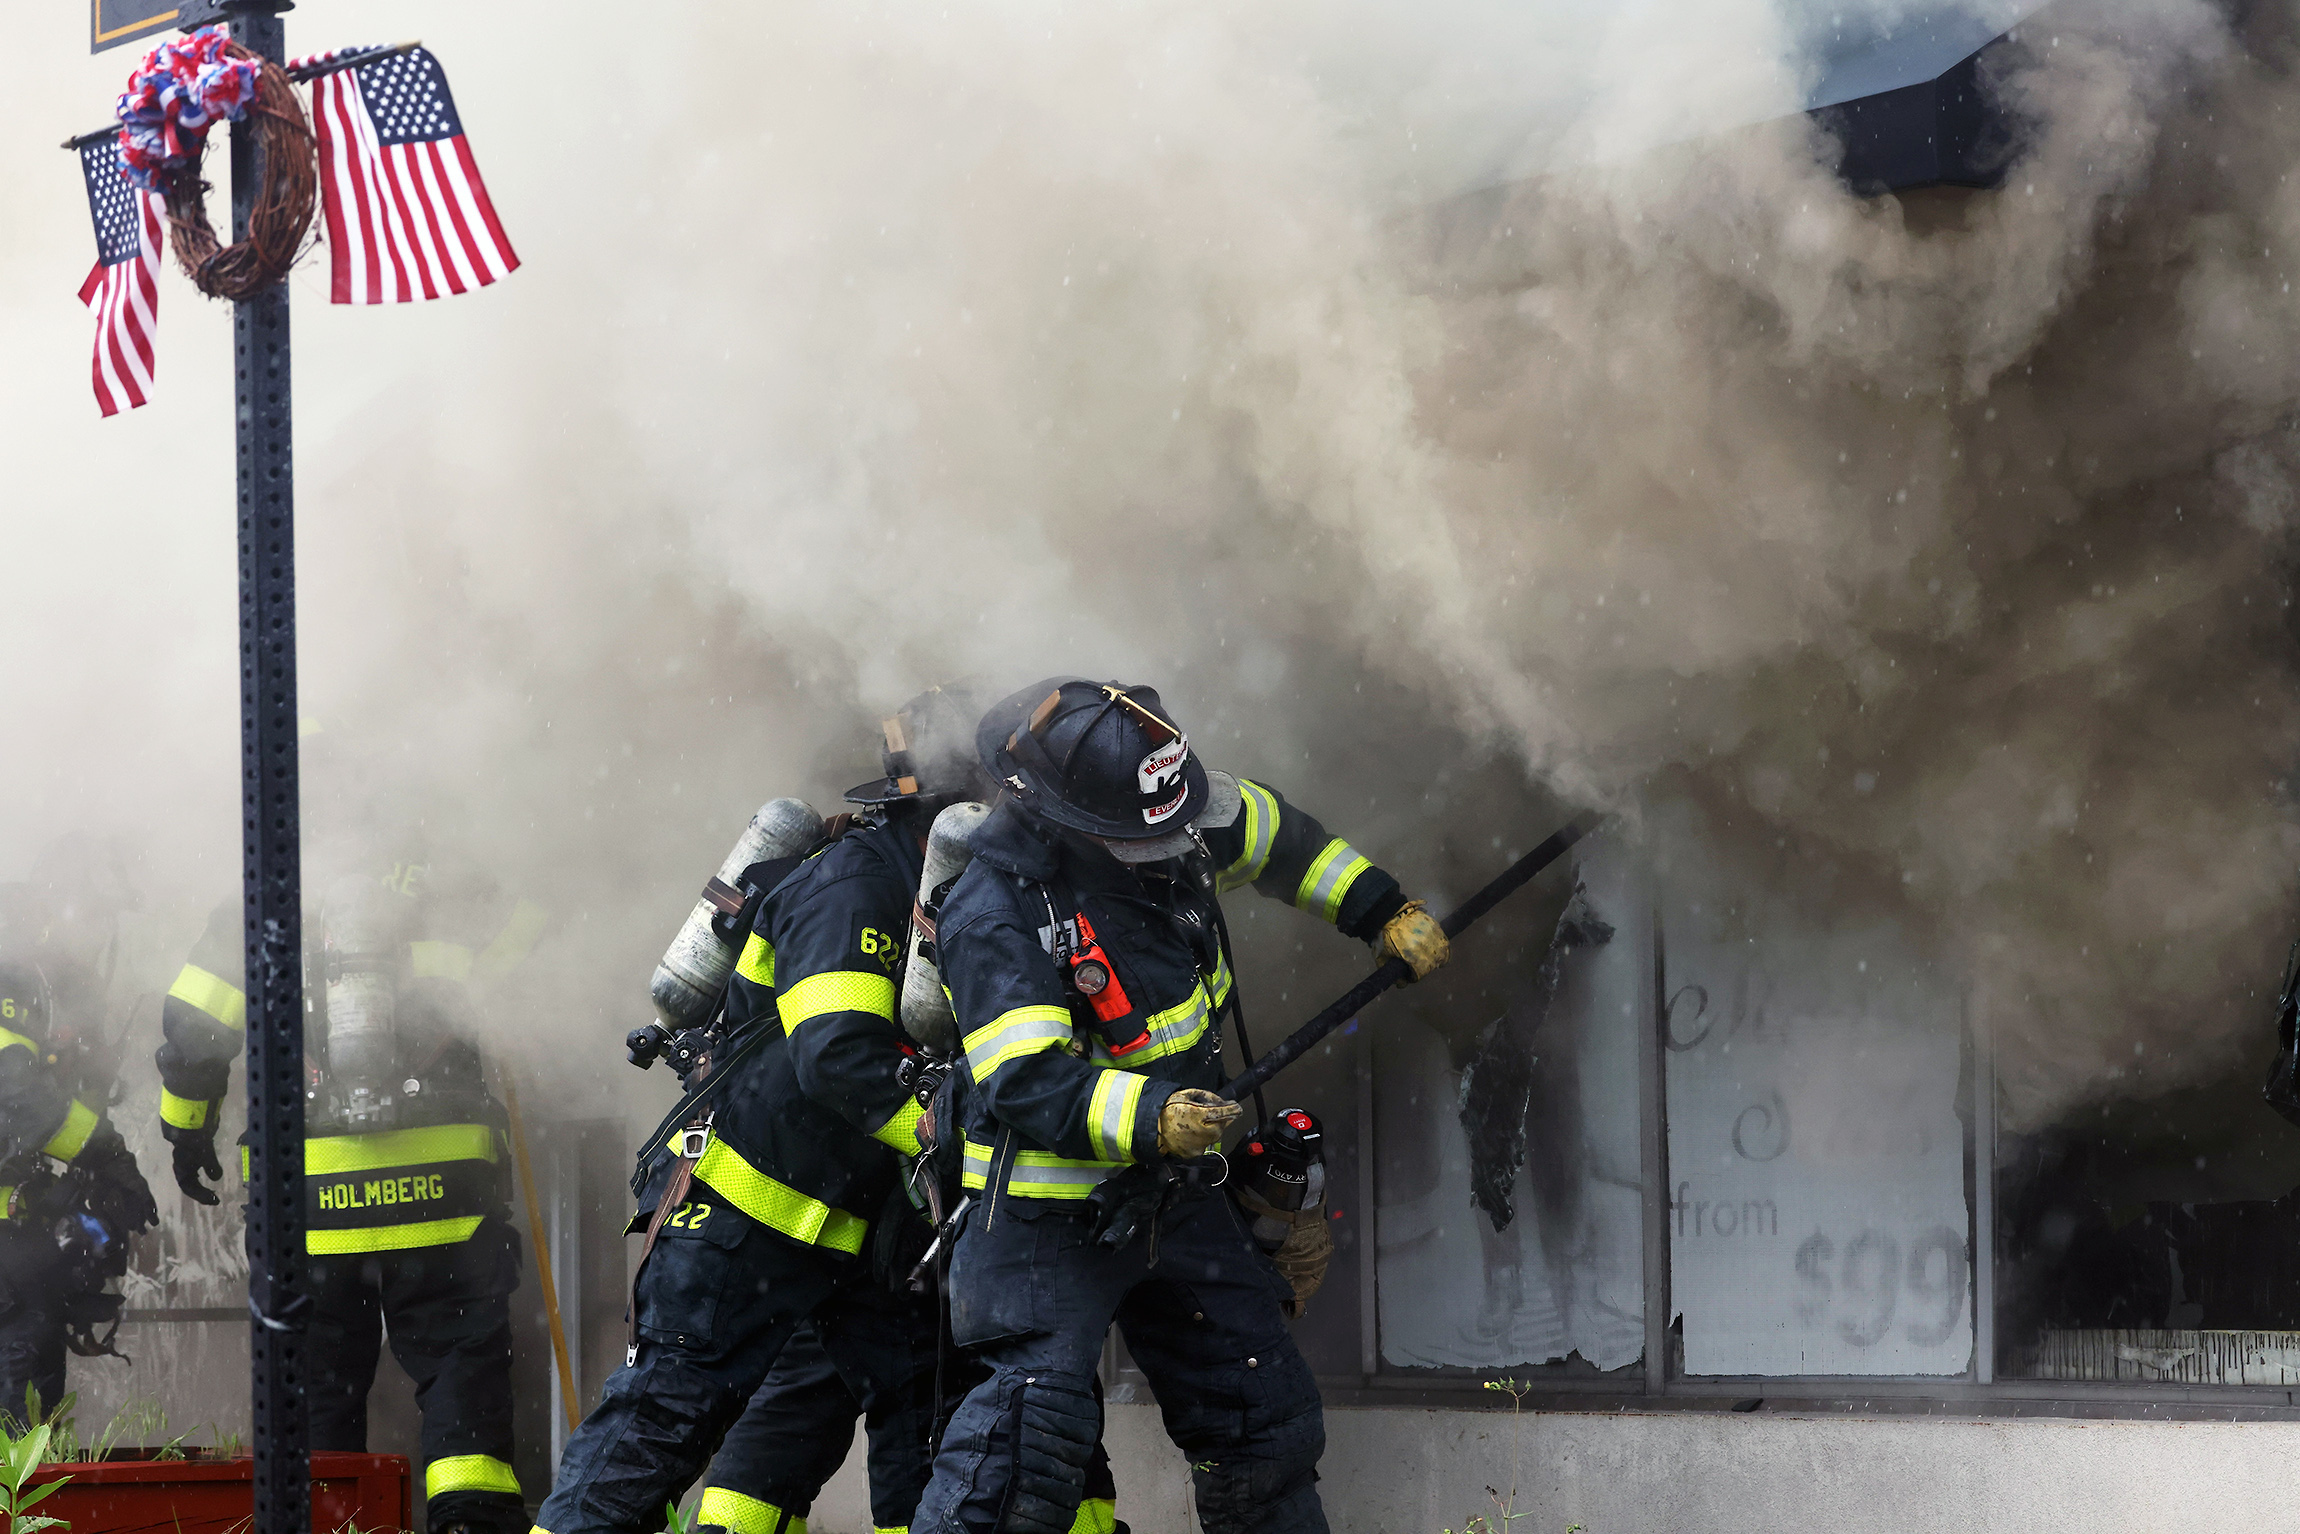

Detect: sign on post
[90, 0, 179, 54]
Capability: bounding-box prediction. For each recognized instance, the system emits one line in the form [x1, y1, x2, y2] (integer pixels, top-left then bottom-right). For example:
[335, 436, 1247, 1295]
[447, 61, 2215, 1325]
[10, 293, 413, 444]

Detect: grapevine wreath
[116, 29, 316, 302]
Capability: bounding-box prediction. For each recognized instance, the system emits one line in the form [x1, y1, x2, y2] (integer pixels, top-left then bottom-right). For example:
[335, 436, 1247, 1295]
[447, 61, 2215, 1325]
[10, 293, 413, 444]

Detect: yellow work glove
[1272, 1212, 1334, 1319]
[1377, 899, 1450, 982]
[1156, 1088, 1241, 1159]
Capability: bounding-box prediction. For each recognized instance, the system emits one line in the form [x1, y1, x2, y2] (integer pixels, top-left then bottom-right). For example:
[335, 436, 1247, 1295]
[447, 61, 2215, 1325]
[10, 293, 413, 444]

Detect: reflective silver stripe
[1087, 1069, 1148, 1161]
[1216, 780, 1280, 893]
[1122, 981, 1213, 1066]
[1294, 838, 1372, 922]
[959, 1135, 1123, 1199]
[963, 1005, 1073, 1082]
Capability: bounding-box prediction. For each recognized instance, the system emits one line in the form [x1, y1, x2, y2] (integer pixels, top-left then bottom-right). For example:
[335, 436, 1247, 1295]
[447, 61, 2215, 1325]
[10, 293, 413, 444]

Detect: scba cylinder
[322, 873, 403, 1129]
[649, 798, 825, 1029]
[899, 800, 988, 1055]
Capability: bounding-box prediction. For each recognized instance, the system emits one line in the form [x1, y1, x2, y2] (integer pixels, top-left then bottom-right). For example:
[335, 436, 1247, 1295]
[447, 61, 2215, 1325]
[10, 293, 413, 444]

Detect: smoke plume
[6, 0, 2299, 1180]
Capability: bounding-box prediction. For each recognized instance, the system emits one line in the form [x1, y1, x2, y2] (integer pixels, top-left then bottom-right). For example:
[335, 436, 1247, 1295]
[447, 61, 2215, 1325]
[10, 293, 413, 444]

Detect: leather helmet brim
[976, 677, 1212, 843]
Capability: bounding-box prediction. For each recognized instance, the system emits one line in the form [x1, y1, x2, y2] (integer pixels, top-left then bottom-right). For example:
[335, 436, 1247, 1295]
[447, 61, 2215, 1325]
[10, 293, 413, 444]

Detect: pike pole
[1222, 814, 1601, 1103]
[216, 3, 311, 1529]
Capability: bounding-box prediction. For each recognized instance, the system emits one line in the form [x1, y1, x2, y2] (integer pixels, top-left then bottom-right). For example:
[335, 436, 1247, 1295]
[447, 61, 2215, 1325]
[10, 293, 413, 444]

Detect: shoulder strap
[627, 1146, 700, 1365]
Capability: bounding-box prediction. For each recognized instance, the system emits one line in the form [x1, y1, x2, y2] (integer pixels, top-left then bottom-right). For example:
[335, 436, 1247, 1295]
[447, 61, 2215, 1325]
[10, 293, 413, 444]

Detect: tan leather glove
[1272, 1211, 1334, 1319]
[1377, 899, 1450, 982]
[1156, 1088, 1241, 1159]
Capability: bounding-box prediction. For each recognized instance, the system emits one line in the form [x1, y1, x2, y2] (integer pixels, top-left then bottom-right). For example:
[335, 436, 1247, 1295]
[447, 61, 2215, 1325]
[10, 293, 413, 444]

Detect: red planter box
[30, 1451, 412, 1534]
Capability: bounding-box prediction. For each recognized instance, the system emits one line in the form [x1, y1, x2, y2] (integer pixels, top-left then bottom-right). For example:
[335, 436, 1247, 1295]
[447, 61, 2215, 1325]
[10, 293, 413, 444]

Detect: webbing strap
[693, 1136, 868, 1254]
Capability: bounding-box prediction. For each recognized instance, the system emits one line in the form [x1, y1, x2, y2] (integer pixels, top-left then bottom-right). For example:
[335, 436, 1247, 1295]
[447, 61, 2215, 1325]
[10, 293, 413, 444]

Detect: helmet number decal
[1139, 736, 1191, 826]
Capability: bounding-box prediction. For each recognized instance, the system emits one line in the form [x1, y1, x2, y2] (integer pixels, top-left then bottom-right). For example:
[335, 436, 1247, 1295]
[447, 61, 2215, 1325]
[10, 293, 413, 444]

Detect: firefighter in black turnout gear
[911, 679, 1448, 1534]
[539, 688, 1062, 1534]
[157, 851, 547, 1534]
[0, 882, 158, 1423]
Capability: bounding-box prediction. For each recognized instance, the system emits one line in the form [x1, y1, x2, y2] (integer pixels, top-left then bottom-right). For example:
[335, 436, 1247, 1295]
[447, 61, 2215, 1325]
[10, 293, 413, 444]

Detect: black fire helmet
[846, 682, 995, 808]
[977, 678, 1210, 862]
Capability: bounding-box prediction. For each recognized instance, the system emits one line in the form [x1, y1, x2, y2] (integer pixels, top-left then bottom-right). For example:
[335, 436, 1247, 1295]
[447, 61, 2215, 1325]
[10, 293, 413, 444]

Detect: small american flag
[303, 45, 518, 305]
[76, 138, 163, 418]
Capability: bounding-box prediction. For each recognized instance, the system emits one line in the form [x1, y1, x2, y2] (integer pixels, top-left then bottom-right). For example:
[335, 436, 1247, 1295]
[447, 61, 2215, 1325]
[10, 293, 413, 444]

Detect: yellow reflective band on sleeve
[425, 1454, 521, 1499]
[777, 971, 897, 1034]
[308, 1215, 486, 1255]
[1294, 838, 1372, 923]
[167, 964, 247, 1031]
[692, 1136, 868, 1254]
[737, 932, 776, 988]
[963, 1005, 1073, 1082]
[958, 1135, 1122, 1200]
[698, 1488, 806, 1534]
[1216, 780, 1280, 894]
[159, 1088, 211, 1132]
[305, 1124, 498, 1176]
[473, 899, 550, 983]
[870, 1098, 926, 1157]
[0, 1030, 31, 1057]
[875, 1526, 908, 1534]
[1071, 1499, 1118, 1534]
[44, 1101, 97, 1164]
[1086, 1069, 1148, 1162]
[408, 941, 475, 982]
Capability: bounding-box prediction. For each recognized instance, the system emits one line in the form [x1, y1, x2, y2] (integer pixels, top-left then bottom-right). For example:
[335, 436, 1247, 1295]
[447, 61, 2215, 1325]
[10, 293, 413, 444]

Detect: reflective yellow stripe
[959, 1136, 1121, 1200]
[44, 1101, 96, 1163]
[1294, 838, 1372, 923]
[1071, 1499, 1117, 1534]
[473, 899, 549, 982]
[963, 1005, 1073, 1082]
[167, 964, 247, 1031]
[777, 971, 897, 1034]
[408, 941, 475, 982]
[1086, 1069, 1147, 1162]
[306, 1124, 497, 1176]
[875, 1526, 908, 1534]
[308, 1215, 485, 1254]
[160, 1088, 211, 1132]
[425, 1454, 521, 1499]
[871, 1098, 926, 1157]
[1127, 981, 1214, 1066]
[737, 933, 776, 988]
[699, 1488, 805, 1534]
[1216, 780, 1280, 893]
[692, 1136, 868, 1254]
[0, 1030, 32, 1057]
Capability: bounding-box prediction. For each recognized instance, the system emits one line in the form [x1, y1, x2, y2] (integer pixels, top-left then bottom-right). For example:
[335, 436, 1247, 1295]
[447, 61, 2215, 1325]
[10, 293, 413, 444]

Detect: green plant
[661, 1499, 693, 1534]
[0, 1421, 71, 1534]
[1440, 1378, 1540, 1534]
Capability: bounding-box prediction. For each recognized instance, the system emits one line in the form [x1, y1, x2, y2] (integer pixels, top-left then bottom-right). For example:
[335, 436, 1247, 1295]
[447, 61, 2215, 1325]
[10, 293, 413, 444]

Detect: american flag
[76, 138, 163, 418]
[303, 45, 518, 305]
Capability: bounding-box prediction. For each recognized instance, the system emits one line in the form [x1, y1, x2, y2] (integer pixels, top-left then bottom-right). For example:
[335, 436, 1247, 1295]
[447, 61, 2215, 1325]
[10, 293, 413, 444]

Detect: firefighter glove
[1156, 1089, 1241, 1160]
[1272, 1209, 1335, 1319]
[1377, 899, 1450, 983]
[168, 1131, 222, 1207]
[78, 1129, 159, 1234]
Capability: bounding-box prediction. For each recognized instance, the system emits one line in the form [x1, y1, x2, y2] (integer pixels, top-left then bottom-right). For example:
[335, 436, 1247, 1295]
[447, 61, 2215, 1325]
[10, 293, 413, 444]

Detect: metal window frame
[1347, 885, 2300, 1419]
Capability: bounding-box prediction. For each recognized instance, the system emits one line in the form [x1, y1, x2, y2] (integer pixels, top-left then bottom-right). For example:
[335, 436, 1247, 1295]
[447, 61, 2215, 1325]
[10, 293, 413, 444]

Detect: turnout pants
[305, 1215, 526, 1533]
[913, 1187, 1324, 1534]
[0, 1226, 66, 1427]
[703, 1304, 1123, 1534]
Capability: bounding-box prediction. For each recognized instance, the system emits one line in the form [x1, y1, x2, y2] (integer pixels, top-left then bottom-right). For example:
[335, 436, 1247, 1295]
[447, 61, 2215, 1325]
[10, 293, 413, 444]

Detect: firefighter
[910, 678, 1449, 1534]
[0, 877, 158, 1425]
[157, 843, 547, 1534]
[539, 687, 995, 1534]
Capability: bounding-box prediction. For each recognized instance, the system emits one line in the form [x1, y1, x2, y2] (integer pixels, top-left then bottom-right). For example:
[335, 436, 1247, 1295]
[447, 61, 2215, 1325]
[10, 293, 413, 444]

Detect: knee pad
[1000, 1370, 1099, 1534]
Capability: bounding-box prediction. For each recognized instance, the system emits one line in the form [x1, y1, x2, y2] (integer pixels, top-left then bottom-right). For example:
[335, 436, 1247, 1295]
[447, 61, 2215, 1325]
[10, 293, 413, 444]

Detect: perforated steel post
[227, 6, 309, 1531]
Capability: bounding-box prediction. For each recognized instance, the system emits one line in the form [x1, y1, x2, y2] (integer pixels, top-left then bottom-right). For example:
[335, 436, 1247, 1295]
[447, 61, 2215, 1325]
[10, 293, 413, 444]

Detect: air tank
[322, 873, 403, 1130]
[649, 798, 825, 1030]
[900, 800, 988, 1054]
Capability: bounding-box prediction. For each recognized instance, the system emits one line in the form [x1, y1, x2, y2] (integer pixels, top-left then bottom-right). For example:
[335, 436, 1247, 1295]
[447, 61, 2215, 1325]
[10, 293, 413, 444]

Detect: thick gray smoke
[5, 0, 2298, 1175]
